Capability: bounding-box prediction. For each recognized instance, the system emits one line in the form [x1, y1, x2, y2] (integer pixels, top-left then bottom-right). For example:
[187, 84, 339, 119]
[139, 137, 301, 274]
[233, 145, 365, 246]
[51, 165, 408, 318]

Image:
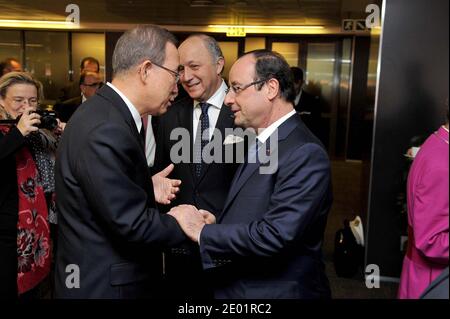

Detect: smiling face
[0, 83, 38, 119]
[178, 36, 224, 102]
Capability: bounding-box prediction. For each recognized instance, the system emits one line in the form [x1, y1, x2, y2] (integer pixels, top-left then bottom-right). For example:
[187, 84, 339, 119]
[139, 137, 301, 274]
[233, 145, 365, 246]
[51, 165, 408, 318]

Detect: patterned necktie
[194, 102, 210, 177]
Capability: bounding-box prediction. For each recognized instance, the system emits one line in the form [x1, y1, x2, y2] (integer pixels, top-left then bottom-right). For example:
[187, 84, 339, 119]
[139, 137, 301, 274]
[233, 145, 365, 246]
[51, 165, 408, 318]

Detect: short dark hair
[244, 49, 296, 103]
[0, 57, 21, 76]
[290, 66, 304, 83]
[112, 25, 178, 77]
[80, 57, 100, 72]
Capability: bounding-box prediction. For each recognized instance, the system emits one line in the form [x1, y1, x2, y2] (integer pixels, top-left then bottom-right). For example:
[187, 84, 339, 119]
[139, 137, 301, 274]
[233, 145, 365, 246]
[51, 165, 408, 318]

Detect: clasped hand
[167, 204, 216, 242]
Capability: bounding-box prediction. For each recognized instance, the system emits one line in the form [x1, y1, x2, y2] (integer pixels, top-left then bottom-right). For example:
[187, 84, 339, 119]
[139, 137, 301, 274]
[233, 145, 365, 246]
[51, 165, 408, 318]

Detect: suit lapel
[97, 85, 144, 153]
[175, 98, 196, 183]
[220, 114, 300, 216]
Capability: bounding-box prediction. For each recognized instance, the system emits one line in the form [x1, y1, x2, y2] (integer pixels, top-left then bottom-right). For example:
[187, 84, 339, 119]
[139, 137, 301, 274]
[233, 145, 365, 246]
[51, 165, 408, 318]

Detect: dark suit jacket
[199, 113, 332, 299]
[54, 85, 186, 299]
[154, 96, 243, 297]
[154, 96, 240, 216]
[421, 267, 449, 299]
[294, 90, 321, 138]
[53, 95, 82, 123]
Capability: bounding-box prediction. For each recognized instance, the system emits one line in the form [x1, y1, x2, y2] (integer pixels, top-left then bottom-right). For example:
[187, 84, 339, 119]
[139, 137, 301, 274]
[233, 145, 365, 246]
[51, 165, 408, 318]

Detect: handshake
[168, 205, 216, 243]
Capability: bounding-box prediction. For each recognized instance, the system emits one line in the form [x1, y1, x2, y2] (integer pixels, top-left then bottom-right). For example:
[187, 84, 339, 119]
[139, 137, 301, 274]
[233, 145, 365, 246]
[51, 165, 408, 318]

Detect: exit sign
[227, 27, 246, 37]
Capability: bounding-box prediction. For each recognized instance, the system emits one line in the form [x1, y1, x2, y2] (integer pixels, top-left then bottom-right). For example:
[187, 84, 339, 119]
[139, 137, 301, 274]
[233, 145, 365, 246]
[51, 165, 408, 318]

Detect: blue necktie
[194, 102, 210, 177]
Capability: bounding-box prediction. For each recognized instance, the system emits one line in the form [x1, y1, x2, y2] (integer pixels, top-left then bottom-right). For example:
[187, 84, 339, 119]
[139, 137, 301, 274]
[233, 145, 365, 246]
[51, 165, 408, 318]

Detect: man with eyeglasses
[168, 50, 332, 299]
[54, 25, 206, 299]
[53, 71, 103, 123]
[154, 34, 242, 299]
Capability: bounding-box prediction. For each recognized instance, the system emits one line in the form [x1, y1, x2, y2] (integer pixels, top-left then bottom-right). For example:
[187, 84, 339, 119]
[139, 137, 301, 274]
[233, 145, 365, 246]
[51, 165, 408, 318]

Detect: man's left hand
[152, 164, 181, 205]
[168, 204, 205, 242]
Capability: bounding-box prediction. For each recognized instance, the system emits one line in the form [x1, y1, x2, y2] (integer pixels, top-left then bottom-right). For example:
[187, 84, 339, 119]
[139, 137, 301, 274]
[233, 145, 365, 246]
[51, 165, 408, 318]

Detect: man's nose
[181, 68, 192, 82]
[224, 92, 234, 107]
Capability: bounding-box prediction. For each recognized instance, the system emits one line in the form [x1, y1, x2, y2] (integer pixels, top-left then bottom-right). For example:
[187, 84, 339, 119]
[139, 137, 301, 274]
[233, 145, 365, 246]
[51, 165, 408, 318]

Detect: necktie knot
[200, 102, 210, 115]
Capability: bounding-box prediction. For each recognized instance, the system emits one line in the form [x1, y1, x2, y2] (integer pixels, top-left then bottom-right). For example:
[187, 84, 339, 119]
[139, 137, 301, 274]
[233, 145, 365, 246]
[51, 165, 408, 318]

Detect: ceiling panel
[0, 0, 376, 28]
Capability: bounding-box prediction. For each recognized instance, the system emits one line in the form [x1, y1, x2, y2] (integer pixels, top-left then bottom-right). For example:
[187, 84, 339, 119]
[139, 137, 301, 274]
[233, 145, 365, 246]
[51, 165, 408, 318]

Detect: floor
[324, 160, 398, 299]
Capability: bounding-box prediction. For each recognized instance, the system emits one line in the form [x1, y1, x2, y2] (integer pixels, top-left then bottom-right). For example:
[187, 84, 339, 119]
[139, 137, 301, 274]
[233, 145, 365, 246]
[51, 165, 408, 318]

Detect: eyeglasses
[7, 96, 38, 107]
[152, 61, 180, 84]
[82, 81, 103, 88]
[225, 79, 268, 95]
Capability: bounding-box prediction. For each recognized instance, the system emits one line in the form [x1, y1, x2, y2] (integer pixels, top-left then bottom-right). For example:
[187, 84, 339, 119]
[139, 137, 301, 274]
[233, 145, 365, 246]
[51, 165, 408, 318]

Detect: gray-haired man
[55, 25, 213, 298]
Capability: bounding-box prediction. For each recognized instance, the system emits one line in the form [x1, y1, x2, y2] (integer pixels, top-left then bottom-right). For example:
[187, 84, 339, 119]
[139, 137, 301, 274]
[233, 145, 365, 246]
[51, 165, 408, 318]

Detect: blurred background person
[59, 56, 100, 102]
[398, 110, 449, 299]
[54, 71, 102, 122]
[0, 58, 22, 78]
[291, 66, 321, 139]
[0, 72, 63, 299]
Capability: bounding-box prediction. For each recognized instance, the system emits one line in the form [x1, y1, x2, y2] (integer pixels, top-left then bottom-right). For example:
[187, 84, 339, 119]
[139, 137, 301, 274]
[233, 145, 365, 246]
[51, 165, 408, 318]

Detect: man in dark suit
[60, 57, 100, 102]
[154, 34, 241, 298]
[54, 25, 205, 299]
[53, 71, 102, 122]
[169, 50, 332, 299]
[291, 66, 321, 139]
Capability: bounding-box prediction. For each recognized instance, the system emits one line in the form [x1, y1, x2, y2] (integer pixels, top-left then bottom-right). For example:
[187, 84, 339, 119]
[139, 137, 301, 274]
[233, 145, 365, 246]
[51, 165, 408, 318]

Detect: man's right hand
[17, 107, 40, 136]
[168, 204, 205, 243]
[199, 209, 216, 224]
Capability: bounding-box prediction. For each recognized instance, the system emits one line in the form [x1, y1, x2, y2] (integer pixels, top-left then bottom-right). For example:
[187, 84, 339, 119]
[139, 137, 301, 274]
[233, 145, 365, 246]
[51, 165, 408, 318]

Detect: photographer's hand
[54, 119, 66, 135]
[17, 107, 40, 136]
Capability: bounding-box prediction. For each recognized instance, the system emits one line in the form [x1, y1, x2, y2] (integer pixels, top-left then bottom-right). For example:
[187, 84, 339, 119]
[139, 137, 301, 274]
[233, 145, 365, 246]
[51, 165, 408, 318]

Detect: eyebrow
[11, 95, 36, 98]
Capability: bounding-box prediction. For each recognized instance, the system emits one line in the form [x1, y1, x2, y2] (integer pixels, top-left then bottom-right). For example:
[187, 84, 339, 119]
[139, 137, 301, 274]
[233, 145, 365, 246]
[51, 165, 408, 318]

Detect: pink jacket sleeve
[412, 164, 449, 264]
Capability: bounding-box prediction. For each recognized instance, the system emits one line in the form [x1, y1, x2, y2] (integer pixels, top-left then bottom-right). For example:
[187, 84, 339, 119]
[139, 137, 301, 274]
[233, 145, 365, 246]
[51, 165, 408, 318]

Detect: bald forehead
[179, 36, 213, 60]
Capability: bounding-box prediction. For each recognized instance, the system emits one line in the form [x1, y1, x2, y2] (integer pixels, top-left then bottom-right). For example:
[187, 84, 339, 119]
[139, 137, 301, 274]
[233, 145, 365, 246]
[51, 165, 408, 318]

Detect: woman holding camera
[0, 72, 62, 299]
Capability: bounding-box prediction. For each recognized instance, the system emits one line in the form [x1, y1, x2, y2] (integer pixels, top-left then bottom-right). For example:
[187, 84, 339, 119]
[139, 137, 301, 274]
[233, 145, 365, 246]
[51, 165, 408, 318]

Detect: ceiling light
[0, 19, 79, 29]
[209, 25, 324, 29]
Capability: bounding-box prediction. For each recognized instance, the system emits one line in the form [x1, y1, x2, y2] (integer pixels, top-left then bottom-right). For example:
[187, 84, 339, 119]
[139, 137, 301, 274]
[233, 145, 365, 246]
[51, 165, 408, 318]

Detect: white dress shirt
[198, 109, 296, 244]
[257, 109, 297, 143]
[106, 82, 142, 137]
[106, 83, 158, 167]
[192, 80, 227, 142]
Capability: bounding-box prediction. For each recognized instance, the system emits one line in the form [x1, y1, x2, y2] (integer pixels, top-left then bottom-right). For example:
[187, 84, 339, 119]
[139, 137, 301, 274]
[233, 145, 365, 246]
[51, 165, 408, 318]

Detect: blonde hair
[0, 71, 41, 100]
[0, 72, 41, 119]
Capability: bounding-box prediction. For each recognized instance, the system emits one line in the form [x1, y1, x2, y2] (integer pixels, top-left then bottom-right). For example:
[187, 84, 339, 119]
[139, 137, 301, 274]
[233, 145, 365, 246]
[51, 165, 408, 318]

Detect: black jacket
[54, 85, 186, 298]
[0, 125, 24, 299]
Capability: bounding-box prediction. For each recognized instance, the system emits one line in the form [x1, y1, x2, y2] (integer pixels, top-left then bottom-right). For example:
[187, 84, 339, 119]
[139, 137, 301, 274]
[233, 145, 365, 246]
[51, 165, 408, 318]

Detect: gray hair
[185, 34, 224, 63]
[112, 25, 178, 77]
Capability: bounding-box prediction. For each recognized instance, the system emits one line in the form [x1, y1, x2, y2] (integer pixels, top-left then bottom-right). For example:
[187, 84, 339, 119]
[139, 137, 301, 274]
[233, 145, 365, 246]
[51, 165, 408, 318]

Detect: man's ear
[266, 78, 280, 101]
[139, 60, 152, 82]
[216, 57, 225, 75]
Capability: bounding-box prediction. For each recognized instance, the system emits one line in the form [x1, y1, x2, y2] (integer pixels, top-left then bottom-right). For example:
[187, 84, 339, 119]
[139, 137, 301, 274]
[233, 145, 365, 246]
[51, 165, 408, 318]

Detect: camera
[0, 109, 58, 130]
[9, 109, 59, 130]
[33, 109, 58, 130]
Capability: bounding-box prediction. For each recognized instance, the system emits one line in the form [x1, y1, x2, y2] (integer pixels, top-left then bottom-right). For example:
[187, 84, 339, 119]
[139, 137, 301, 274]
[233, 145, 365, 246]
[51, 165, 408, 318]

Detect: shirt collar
[193, 80, 227, 110]
[257, 109, 296, 143]
[107, 82, 142, 131]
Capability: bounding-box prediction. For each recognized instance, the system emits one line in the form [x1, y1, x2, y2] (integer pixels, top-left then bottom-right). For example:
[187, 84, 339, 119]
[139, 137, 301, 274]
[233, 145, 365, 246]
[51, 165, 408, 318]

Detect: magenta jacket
[398, 126, 449, 299]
